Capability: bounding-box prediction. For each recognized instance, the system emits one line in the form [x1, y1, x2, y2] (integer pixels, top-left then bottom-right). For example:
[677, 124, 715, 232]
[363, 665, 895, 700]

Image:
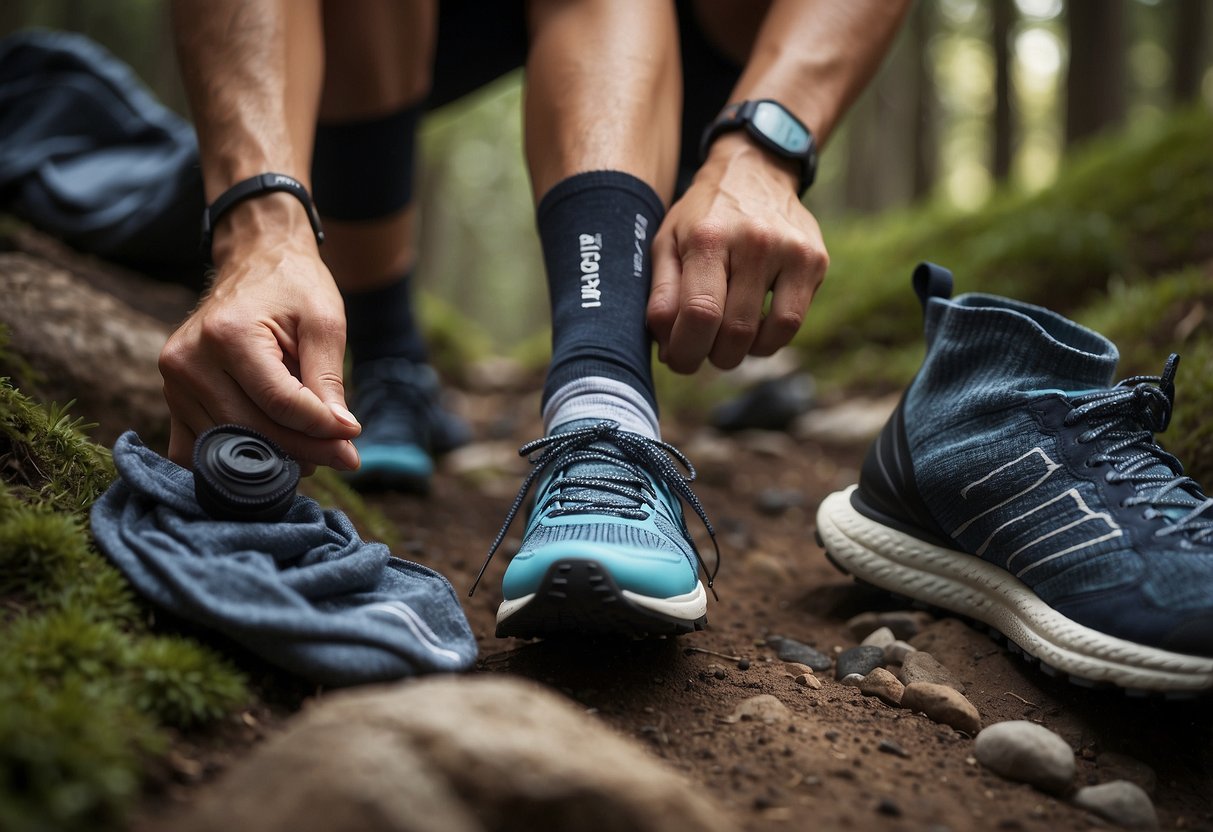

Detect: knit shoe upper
[346, 357, 471, 493]
[483, 420, 717, 639]
[817, 262, 1213, 695]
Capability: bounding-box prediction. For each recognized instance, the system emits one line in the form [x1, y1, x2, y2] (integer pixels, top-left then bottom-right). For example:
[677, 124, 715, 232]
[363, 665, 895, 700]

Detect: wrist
[208, 193, 321, 268]
[702, 133, 801, 194]
[203, 173, 325, 266]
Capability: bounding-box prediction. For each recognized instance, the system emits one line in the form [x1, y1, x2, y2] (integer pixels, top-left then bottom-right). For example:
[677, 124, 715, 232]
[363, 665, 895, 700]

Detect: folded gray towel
[90, 431, 477, 685]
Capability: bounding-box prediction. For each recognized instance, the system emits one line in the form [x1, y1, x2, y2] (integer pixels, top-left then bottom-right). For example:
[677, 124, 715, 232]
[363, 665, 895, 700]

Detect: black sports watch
[700, 99, 818, 194]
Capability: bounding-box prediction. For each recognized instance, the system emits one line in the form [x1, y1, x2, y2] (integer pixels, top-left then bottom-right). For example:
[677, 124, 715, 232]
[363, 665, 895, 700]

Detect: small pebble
[974, 720, 1075, 795]
[836, 645, 885, 680]
[795, 673, 822, 690]
[840, 672, 865, 688]
[861, 626, 896, 649]
[737, 658, 751, 671]
[878, 739, 910, 758]
[901, 651, 965, 692]
[901, 682, 982, 735]
[884, 640, 918, 664]
[714, 668, 727, 680]
[1097, 753, 1157, 797]
[859, 667, 905, 706]
[846, 610, 932, 642]
[1072, 780, 1159, 830]
[876, 798, 902, 817]
[768, 636, 833, 672]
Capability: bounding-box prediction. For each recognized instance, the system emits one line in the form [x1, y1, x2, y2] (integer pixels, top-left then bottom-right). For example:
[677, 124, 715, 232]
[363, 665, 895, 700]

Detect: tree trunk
[910, 0, 937, 200]
[1172, 0, 1208, 104]
[991, 0, 1015, 181]
[1065, 0, 1127, 147]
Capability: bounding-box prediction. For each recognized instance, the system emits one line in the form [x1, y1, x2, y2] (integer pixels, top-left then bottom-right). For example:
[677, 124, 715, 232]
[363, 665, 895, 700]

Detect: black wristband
[200, 172, 325, 263]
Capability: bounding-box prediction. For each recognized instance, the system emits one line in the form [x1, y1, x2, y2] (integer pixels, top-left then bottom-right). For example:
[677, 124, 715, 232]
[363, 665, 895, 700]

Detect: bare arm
[648, 0, 912, 372]
[161, 0, 360, 471]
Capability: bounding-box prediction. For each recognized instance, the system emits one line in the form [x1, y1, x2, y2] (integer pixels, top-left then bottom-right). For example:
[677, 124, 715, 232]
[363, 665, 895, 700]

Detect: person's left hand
[647, 133, 828, 373]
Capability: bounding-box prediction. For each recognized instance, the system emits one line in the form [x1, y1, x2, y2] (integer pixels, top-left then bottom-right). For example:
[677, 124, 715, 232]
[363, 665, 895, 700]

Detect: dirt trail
[372, 389, 1213, 831]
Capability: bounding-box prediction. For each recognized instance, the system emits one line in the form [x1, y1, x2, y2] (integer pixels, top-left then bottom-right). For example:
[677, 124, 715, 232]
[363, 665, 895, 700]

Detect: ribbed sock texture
[544, 376, 660, 439]
[312, 104, 420, 221]
[343, 272, 429, 365]
[537, 171, 665, 413]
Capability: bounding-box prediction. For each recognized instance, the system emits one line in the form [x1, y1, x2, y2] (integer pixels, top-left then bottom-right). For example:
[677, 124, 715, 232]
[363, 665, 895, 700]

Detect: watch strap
[699, 99, 816, 195]
[201, 173, 325, 263]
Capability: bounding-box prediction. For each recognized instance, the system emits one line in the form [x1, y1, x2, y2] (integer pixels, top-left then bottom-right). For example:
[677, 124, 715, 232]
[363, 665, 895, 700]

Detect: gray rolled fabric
[90, 432, 478, 686]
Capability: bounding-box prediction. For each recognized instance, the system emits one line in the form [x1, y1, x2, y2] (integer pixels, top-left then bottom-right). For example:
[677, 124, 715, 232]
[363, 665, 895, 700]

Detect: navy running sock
[538, 171, 665, 413]
[312, 104, 420, 221]
[343, 273, 429, 365]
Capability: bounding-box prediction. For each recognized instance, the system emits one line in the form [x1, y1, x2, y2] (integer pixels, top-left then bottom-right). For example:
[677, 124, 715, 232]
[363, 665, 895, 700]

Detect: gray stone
[860, 626, 896, 649]
[793, 394, 899, 446]
[725, 694, 791, 724]
[1073, 780, 1159, 830]
[859, 667, 905, 706]
[901, 682, 982, 735]
[835, 645, 885, 680]
[901, 651, 965, 692]
[846, 611, 933, 642]
[768, 636, 832, 672]
[1097, 752, 1157, 797]
[840, 673, 865, 688]
[172, 677, 734, 832]
[974, 720, 1076, 795]
[884, 640, 918, 664]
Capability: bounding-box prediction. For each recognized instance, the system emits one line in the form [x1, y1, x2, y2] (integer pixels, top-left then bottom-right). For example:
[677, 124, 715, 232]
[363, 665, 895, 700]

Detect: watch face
[752, 101, 810, 154]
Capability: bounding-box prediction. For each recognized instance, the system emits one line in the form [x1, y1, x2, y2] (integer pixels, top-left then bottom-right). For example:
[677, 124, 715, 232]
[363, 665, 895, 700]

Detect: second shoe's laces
[469, 420, 720, 596]
[1065, 354, 1213, 543]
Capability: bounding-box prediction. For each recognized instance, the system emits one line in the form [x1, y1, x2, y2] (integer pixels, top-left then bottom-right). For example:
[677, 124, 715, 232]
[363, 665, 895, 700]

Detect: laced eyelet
[1104, 470, 1119, 483]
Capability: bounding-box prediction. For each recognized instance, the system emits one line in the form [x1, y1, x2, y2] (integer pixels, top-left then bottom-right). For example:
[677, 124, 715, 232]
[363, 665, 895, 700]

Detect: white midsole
[816, 486, 1213, 692]
[496, 582, 708, 625]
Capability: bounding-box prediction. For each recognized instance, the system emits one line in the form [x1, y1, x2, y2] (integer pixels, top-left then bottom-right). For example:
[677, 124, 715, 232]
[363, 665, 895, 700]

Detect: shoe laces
[469, 420, 720, 596]
[1064, 354, 1213, 543]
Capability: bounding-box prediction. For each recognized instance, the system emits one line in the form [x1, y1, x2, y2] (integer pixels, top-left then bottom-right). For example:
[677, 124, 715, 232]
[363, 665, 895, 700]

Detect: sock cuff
[536, 170, 666, 225]
[543, 376, 661, 440]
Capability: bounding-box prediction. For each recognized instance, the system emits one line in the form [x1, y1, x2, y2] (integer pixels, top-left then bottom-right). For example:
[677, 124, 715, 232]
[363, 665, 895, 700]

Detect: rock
[846, 611, 933, 642]
[1096, 753, 1157, 797]
[754, 488, 805, 516]
[901, 683, 982, 736]
[901, 651, 965, 692]
[884, 640, 918, 664]
[792, 393, 899, 446]
[835, 645, 885, 680]
[725, 695, 791, 725]
[171, 676, 733, 832]
[768, 636, 832, 672]
[974, 720, 1076, 795]
[1072, 781, 1159, 830]
[840, 673, 865, 688]
[0, 253, 173, 446]
[859, 668, 905, 706]
[795, 673, 822, 690]
[860, 626, 896, 649]
[878, 739, 910, 758]
[710, 372, 815, 433]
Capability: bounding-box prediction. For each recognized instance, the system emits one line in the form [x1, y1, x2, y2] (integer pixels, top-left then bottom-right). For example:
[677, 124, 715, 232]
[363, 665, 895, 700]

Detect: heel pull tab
[912, 262, 953, 311]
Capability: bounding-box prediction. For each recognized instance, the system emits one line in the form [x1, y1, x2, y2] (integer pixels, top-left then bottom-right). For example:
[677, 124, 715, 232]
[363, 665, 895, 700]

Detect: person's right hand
[158, 228, 361, 472]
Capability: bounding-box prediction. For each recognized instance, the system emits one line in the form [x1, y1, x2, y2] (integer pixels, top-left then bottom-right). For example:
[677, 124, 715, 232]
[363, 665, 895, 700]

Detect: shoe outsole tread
[496, 559, 707, 639]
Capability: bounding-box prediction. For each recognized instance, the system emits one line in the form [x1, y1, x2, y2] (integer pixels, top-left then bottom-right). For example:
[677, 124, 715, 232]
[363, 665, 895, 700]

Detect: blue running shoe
[816, 263, 1213, 695]
[476, 420, 719, 639]
[346, 357, 472, 493]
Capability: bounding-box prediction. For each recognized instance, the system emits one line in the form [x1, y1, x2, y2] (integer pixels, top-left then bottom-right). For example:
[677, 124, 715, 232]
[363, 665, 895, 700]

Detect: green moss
[126, 635, 248, 728]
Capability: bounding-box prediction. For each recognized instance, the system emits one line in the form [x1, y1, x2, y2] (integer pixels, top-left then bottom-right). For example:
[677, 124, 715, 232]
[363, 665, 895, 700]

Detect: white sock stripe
[543, 376, 660, 439]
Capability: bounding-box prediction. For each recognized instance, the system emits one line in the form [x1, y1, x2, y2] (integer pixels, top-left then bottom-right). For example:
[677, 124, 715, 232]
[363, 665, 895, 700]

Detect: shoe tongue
[548, 420, 642, 498]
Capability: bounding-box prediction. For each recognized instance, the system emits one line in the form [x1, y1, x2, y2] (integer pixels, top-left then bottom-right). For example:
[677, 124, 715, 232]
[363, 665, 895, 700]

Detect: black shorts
[430, 0, 742, 191]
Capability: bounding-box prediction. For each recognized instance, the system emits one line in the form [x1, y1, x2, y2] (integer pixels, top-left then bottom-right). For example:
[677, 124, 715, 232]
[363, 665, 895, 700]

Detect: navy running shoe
[816, 263, 1213, 695]
[475, 420, 719, 639]
[346, 357, 471, 493]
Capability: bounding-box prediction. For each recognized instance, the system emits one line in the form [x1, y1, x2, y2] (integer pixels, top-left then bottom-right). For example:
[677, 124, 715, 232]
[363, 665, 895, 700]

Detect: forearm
[172, 0, 325, 260]
[724, 0, 911, 147]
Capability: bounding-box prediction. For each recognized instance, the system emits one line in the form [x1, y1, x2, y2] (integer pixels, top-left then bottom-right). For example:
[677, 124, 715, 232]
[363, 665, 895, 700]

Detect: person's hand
[647, 133, 828, 373]
[158, 230, 361, 472]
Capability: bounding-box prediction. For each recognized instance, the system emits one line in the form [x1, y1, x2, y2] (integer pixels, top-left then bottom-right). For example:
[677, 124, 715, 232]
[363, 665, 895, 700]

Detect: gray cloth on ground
[90, 431, 478, 685]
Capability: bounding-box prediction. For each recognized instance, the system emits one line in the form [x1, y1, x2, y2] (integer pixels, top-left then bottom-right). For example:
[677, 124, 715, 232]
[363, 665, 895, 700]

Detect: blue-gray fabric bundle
[90, 432, 478, 685]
